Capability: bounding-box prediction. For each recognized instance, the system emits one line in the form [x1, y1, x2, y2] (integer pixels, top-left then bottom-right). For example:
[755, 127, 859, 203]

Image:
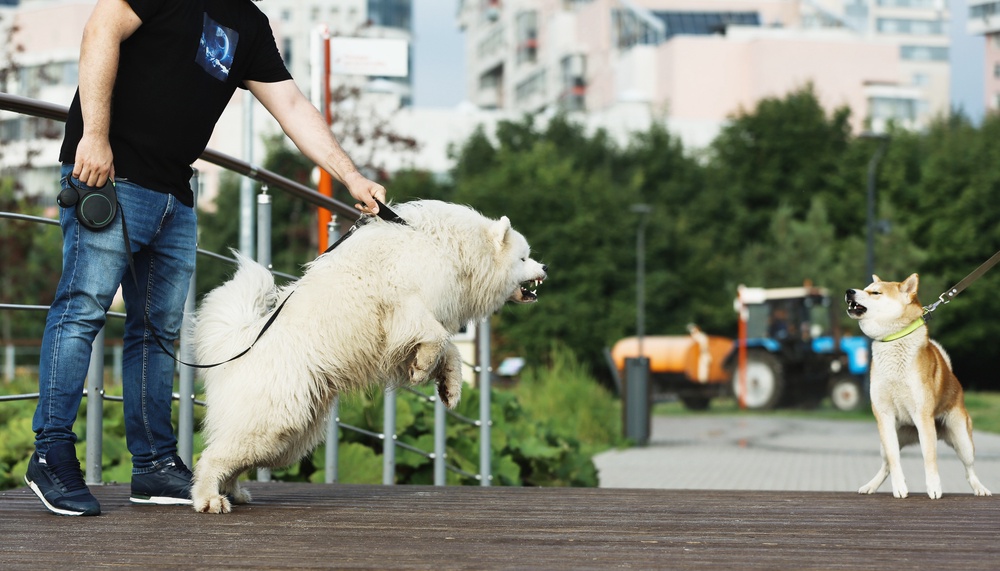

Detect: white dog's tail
[192, 251, 281, 366]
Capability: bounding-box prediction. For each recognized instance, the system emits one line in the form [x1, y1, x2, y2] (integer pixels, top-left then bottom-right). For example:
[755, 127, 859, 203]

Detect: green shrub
[1, 344, 622, 491]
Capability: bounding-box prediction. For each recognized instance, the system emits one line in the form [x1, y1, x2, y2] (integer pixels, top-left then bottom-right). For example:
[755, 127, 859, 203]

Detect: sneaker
[130, 455, 193, 505]
[24, 442, 101, 517]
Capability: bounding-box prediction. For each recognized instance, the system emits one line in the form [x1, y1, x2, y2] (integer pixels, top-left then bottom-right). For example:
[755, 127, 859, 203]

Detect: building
[457, 0, 950, 136]
[967, 0, 1000, 112]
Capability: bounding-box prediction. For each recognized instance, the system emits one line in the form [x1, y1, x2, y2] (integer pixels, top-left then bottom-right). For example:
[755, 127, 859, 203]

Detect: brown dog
[846, 274, 991, 499]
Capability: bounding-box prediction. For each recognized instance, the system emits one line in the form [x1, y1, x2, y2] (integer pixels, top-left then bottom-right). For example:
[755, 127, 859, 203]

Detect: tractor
[730, 285, 869, 411]
[608, 284, 869, 411]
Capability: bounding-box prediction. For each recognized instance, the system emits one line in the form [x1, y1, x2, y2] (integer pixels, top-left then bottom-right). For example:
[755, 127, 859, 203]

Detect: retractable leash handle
[923, 248, 1000, 319]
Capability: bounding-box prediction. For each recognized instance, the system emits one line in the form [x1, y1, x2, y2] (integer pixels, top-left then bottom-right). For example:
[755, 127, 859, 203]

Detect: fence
[0, 91, 494, 487]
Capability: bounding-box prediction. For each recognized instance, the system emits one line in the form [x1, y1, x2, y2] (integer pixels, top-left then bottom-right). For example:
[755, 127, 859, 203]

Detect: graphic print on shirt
[196, 14, 239, 81]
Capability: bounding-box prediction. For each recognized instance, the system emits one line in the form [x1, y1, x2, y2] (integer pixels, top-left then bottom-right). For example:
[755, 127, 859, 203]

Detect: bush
[1, 346, 623, 490]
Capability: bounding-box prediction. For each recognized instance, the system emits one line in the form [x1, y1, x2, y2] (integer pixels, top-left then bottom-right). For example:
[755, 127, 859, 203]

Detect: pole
[630, 204, 652, 357]
[316, 27, 335, 253]
[737, 287, 748, 410]
[861, 133, 887, 399]
[255, 188, 272, 482]
[177, 169, 199, 468]
[85, 327, 105, 485]
[325, 216, 341, 484]
[383, 387, 396, 485]
[239, 90, 255, 258]
[477, 318, 492, 486]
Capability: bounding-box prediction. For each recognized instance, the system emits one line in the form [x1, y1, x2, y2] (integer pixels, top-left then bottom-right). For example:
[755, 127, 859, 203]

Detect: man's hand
[73, 133, 115, 186]
[344, 171, 387, 214]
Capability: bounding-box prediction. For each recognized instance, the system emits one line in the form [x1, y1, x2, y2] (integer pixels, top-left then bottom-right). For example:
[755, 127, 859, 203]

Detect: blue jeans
[33, 165, 197, 473]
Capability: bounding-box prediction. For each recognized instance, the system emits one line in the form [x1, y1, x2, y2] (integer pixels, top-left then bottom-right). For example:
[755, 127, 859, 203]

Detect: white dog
[190, 200, 547, 513]
[846, 274, 990, 499]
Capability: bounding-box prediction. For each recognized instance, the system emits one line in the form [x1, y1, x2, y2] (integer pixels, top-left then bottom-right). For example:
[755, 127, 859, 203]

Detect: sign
[329, 37, 409, 77]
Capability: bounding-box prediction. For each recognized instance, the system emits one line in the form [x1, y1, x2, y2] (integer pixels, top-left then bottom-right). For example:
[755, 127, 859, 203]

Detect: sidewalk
[594, 415, 1000, 495]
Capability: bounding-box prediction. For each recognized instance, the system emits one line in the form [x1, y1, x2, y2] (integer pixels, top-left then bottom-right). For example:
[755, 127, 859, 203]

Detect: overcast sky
[411, 0, 988, 122]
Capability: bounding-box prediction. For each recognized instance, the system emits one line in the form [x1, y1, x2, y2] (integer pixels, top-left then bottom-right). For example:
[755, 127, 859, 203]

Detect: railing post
[4, 344, 13, 382]
[383, 387, 396, 485]
[85, 327, 105, 485]
[434, 389, 446, 485]
[255, 186, 272, 483]
[325, 215, 340, 484]
[477, 319, 492, 486]
[239, 92, 255, 259]
[177, 169, 199, 468]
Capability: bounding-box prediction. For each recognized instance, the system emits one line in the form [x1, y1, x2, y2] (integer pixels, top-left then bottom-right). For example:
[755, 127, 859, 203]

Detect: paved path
[594, 415, 1000, 496]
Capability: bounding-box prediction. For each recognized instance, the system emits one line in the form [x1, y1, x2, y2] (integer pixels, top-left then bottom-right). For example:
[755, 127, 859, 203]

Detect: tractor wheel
[830, 376, 864, 412]
[731, 351, 785, 410]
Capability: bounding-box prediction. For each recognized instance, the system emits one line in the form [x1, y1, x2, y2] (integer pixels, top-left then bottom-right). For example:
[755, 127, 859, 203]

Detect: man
[25, 0, 386, 516]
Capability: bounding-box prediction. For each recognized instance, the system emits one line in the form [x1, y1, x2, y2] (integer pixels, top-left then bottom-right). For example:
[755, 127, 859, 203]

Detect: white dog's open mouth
[512, 278, 544, 303]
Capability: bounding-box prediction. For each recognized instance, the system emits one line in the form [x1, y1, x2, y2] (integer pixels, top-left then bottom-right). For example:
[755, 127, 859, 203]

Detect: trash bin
[623, 357, 651, 446]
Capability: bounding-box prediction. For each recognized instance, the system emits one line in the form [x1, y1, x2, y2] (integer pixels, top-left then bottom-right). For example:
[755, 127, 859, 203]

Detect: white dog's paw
[409, 342, 444, 386]
[229, 487, 253, 505]
[436, 374, 463, 409]
[194, 495, 232, 514]
[858, 484, 877, 495]
[971, 481, 992, 497]
[891, 484, 909, 499]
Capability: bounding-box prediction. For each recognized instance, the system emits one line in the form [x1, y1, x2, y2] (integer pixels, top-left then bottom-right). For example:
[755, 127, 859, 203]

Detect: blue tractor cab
[728, 285, 869, 411]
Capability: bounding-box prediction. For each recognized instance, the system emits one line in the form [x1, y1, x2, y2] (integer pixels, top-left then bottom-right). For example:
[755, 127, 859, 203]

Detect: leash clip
[922, 290, 955, 321]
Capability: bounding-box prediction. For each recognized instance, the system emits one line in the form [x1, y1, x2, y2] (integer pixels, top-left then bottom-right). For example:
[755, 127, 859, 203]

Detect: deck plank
[2, 482, 998, 570]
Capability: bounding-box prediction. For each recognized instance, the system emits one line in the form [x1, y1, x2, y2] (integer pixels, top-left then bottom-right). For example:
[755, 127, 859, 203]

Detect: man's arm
[74, 0, 143, 186]
[247, 79, 387, 213]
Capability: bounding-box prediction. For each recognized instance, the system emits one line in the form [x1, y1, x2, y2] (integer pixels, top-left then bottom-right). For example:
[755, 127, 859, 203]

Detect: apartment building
[968, 0, 1000, 112]
[457, 0, 950, 134]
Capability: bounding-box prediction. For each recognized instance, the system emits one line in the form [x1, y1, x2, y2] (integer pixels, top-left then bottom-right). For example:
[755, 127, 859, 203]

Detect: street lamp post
[630, 203, 652, 356]
[860, 132, 889, 284]
[859, 132, 888, 399]
[624, 203, 652, 446]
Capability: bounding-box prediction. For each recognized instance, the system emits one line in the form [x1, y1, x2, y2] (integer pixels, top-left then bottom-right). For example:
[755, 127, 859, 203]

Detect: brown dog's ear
[871, 274, 882, 284]
[901, 273, 920, 295]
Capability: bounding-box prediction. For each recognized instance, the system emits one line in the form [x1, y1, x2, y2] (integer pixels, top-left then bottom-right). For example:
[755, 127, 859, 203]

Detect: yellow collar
[880, 317, 925, 342]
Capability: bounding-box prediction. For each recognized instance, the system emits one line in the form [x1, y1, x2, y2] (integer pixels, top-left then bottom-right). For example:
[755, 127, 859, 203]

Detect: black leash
[923, 248, 1000, 318]
[123, 198, 406, 369]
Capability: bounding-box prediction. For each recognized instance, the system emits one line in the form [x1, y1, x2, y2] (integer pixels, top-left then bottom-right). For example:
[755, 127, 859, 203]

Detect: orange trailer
[610, 330, 734, 409]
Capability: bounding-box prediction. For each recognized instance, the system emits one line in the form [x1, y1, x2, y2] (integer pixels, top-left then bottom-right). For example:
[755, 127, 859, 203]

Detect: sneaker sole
[130, 494, 193, 506]
[24, 475, 101, 517]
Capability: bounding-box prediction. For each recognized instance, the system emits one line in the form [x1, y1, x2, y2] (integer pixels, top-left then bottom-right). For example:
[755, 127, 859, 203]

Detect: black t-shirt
[59, 0, 292, 207]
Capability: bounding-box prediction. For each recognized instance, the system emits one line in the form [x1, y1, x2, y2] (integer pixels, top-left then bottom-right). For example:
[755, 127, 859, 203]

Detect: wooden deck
[2, 482, 998, 570]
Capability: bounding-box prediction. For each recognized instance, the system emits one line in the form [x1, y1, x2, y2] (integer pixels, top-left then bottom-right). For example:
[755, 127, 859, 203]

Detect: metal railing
[0, 91, 494, 487]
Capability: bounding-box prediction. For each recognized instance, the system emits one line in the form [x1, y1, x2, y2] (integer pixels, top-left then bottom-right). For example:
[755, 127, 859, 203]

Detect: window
[877, 18, 945, 35]
[559, 54, 586, 111]
[870, 96, 918, 123]
[282, 37, 293, 68]
[368, 0, 412, 30]
[877, 0, 938, 7]
[900, 45, 949, 60]
[514, 69, 546, 104]
[516, 11, 538, 64]
[612, 9, 664, 49]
